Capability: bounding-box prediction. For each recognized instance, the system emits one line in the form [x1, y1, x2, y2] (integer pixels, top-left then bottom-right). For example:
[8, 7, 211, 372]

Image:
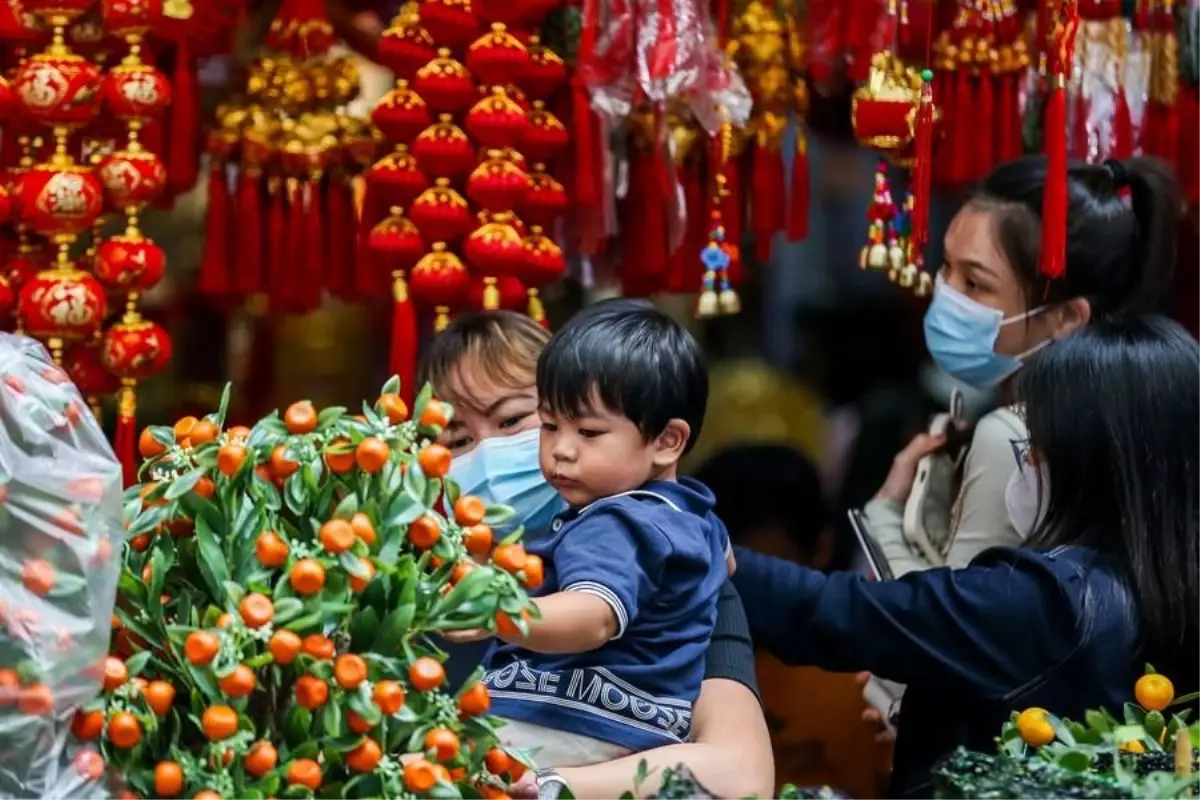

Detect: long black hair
[970, 156, 1181, 318]
[1021, 316, 1198, 672]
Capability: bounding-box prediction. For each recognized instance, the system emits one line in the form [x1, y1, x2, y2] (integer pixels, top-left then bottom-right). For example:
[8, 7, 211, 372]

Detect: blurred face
[435, 357, 540, 456]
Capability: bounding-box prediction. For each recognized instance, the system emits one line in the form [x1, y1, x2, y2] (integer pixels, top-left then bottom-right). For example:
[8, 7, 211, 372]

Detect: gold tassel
[482, 277, 500, 310]
[434, 306, 451, 332]
[527, 289, 545, 324]
[392, 270, 408, 302]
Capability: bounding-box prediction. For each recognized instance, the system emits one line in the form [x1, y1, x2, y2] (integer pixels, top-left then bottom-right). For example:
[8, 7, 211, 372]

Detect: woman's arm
[944, 408, 1027, 566]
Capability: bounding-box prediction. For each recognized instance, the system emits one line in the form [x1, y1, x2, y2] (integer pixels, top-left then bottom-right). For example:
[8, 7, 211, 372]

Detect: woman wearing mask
[868, 156, 1181, 575]
[420, 312, 774, 800]
[734, 314, 1200, 798]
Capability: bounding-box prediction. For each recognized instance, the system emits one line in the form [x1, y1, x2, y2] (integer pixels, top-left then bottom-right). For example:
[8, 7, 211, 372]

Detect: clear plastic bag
[0, 333, 124, 799]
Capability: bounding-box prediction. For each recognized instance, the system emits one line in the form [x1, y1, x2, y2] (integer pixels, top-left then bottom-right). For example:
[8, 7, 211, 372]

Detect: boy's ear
[652, 419, 691, 467]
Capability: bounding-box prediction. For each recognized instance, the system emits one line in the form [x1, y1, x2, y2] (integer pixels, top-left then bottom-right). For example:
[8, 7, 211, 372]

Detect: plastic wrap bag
[0, 333, 124, 799]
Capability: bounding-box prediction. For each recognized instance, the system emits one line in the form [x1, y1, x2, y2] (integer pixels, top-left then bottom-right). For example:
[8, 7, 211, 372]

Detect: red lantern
[18, 268, 107, 341]
[14, 51, 103, 129]
[101, 317, 171, 379]
[411, 114, 476, 179]
[376, 21, 437, 82]
[22, 0, 96, 23]
[466, 273, 525, 310]
[519, 169, 567, 228]
[409, 242, 470, 330]
[521, 102, 569, 164]
[465, 24, 530, 87]
[93, 232, 165, 291]
[467, 152, 529, 212]
[413, 49, 478, 114]
[466, 87, 527, 149]
[16, 163, 104, 239]
[366, 146, 430, 207]
[464, 218, 524, 275]
[63, 341, 119, 395]
[519, 36, 567, 99]
[417, 0, 480, 49]
[409, 178, 473, 243]
[370, 80, 431, 145]
[99, 0, 162, 36]
[518, 225, 567, 286]
[101, 62, 171, 122]
[97, 147, 165, 210]
[367, 208, 425, 272]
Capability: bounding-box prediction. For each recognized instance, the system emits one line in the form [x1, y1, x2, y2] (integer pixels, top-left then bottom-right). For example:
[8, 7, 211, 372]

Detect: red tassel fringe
[751, 143, 785, 263]
[266, 178, 286, 305]
[234, 169, 264, 295]
[1111, 88, 1134, 159]
[167, 39, 199, 196]
[197, 162, 231, 296]
[287, 180, 308, 311]
[786, 127, 810, 241]
[301, 180, 324, 311]
[326, 175, 355, 299]
[115, 408, 137, 488]
[1040, 83, 1068, 280]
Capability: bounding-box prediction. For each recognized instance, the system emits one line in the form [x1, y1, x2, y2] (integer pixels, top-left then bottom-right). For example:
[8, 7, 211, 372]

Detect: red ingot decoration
[0, 76, 14, 122]
[18, 268, 107, 341]
[409, 242, 470, 308]
[93, 232, 165, 292]
[465, 24, 530, 87]
[413, 49, 478, 114]
[376, 21, 437, 82]
[518, 225, 566, 286]
[409, 178, 473, 243]
[0, 185, 11, 223]
[417, 0, 480, 49]
[366, 146, 430, 207]
[466, 87, 527, 149]
[22, 0, 96, 23]
[411, 114, 476, 179]
[101, 317, 171, 379]
[466, 273, 525, 310]
[14, 52, 103, 129]
[370, 80, 431, 145]
[519, 36, 567, 99]
[463, 218, 524, 275]
[519, 169, 567, 228]
[99, 0, 162, 37]
[102, 62, 171, 123]
[367, 208, 425, 271]
[63, 342, 119, 395]
[97, 147, 165, 210]
[521, 102, 569, 164]
[16, 164, 104, 239]
[467, 151, 529, 211]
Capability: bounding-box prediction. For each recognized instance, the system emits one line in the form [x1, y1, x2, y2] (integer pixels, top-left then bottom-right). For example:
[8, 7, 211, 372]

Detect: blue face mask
[448, 427, 566, 538]
[923, 275, 1049, 389]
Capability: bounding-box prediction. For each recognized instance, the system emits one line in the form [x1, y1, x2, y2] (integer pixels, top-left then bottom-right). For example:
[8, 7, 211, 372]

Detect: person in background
[733, 315, 1199, 798]
[422, 311, 774, 799]
[694, 444, 891, 799]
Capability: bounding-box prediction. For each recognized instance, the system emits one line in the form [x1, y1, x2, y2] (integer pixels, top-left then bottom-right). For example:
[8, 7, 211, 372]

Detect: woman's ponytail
[1116, 157, 1182, 316]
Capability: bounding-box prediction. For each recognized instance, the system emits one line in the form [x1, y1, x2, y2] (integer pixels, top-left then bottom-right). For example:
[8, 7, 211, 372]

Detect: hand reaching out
[855, 671, 898, 745]
[873, 433, 948, 504]
[442, 628, 491, 644]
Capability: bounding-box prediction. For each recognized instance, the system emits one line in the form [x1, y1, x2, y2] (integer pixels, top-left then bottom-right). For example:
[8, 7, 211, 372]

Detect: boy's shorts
[498, 718, 633, 768]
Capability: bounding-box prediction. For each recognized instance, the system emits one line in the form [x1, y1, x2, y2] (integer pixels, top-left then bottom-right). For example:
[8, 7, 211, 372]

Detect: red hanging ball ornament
[63, 341, 119, 396]
[413, 49, 478, 115]
[18, 267, 107, 341]
[465, 23, 530, 87]
[409, 178, 473, 243]
[101, 316, 172, 380]
[519, 169, 567, 228]
[97, 147, 166, 210]
[16, 163, 104, 239]
[409, 242, 470, 315]
[466, 87, 527, 149]
[93, 231, 165, 292]
[519, 36, 567, 99]
[377, 20, 437, 82]
[367, 206, 426, 271]
[371, 79, 431, 145]
[518, 225, 567, 286]
[467, 151, 530, 212]
[521, 101, 569, 164]
[411, 114, 476, 179]
[366, 146, 431, 207]
[15, 50, 103, 130]
[466, 273, 526, 310]
[102, 62, 171, 123]
[463, 217, 525, 275]
[417, 0, 480, 49]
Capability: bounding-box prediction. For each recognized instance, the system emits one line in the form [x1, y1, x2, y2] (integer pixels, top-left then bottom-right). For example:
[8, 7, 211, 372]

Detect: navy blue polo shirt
[483, 478, 730, 751]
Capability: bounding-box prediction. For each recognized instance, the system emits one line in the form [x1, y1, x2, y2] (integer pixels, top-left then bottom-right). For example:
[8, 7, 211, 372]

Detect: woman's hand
[873, 433, 948, 504]
[855, 671, 897, 744]
[442, 628, 490, 644]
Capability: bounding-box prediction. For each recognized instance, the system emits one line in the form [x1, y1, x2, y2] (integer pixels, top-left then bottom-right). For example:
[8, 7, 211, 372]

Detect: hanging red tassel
[196, 161, 231, 296]
[665, 164, 705, 293]
[1040, 3, 1078, 281]
[266, 177, 287, 306]
[910, 69, 935, 252]
[949, 56, 973, 184]
[234, 167, 264, 296]
[1177, 85, 1199, 203]
[286, 178, 307, 311]
[356, 184, 386, 297]
[325, 174, 354, 300]
[621, 145, 670, 293]
[975, 65, 995, 180]
[301, 179, 324, 311]
[1071, 88, 1091, 160]
[389, 271, 418, 407]
[1110, 87, 1134, 158]
[786, 126, 810, 241]
[751, 137, 785, 263]
[115, 381, 138, 488]
[167, 38, 199, 196]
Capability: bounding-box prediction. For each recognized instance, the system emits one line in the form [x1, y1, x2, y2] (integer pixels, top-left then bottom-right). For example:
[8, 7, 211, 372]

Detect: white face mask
[1004, 464, 1050, 539]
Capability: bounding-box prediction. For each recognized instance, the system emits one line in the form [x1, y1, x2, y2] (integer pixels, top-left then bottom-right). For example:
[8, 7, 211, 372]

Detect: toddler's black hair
[536, 298, 708, 453]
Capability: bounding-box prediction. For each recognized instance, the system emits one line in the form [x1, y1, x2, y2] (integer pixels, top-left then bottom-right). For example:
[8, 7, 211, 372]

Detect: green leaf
[224, 580, 246, 607]
[381, 375, 401, 396]
[254, 471, 282, 511]
[322, 700, 343, 737]
[482, 504, 516, 526]
[339, 552, 371, 579]
[194, 515, 231, 603]
[374, 604, 416, 655]
[128, 503, 171, 537]
[1055, 748, 1092, 772]
[166, 468, 205, 501]
[273, 597, 304, 624]
[384, 493, 423, 528]
[284, 705, 313, 748]
[1171, 691, 1200, 707]
[151, 425, 175, 447]
[413, 383, 433, 424]
[1047, 712, 1075, 746]
[347, 684, 382, 725]
[1085, 710, 1112, 734]
[124, 650, 152, 678]
[333, 493, 359, 520]
[404, 462, 429, 505]
[1145, 663, 1158, 674]
[443, 479, 461, 511]
[285, 471, 309, 516]
[215, 383, 232, 427]
[429, 779, 463, 799]
[1125, 703, 1148, 726]
[285, 612, 324, 633]
[318, 406, 348, 428]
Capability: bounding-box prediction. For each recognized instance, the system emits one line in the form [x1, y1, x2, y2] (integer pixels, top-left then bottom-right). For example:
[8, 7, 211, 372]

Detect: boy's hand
[442, 628, 490, 644]
[726, 549, 737, 576]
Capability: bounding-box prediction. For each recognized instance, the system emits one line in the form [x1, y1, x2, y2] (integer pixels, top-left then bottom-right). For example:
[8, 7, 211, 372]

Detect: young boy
[474, 299, 731, 767]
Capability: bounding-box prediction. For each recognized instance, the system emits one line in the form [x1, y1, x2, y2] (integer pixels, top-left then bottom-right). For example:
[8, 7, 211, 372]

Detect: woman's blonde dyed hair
[421, 311, 551, 399]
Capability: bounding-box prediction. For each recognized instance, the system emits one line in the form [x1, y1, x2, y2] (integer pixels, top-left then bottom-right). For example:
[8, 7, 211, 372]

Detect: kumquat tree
[81, 378, 542, 800]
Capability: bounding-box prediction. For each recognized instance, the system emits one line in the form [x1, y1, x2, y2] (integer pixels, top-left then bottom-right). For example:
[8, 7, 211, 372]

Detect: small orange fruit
[226, 425, 252, 442]
[522, 554, 545, 591]
[284, 401, 318, 434]
[495, 609, 530, 639]
[201, 705, 239, 740]
[0, 668, 19, 705]
[286, 759, 322, 790]
[138, 427, 166, 458]
[184, 630, 220, 666]
[419, 400, 450, 429]
[454, 495, 487, 526]
[173, 416, 198, 444]
[319, 519, 355, 553]
[451, 561, 476, 584]
[294, 675, 329, 709]
[244, 741, 278, 778]
[255, 530, 289, 568]
[1135, 673, 1175, 711]
[130, 533, 152, 552]
[348, 710, 375, 734]
[409, 657, 445, 692]
[217, 664, 256, 698]
[349, 559, 376, 593]
[355, 437, 390, 473]
[350, 512, 377, 547]
[458, 681, 491, 716]
[1016, 707, 1056, 747]
[108, 711, 142, 748]
[144, 680, 175, 717]
[378, 392, 409, 424]
[71, 709, 104, 741]
[301, 634, 335, 660]
[215, 613, 234, 629]
[334, 653, 368, 690]
[216, 443, 246, 477]
[154, 761, 183, 798]
[193, 476, 216, 499]
[269, 445, 300, 480]
[373, 680, 406, 715]
[492, 543, 527, 574]
[22, 559, 56, 595]
[485, 747, 510, 775]
[463, 523, 494, 558]
[188, 419, 220, 446]
[289, 558, 326, 595]
[323, 439, 355, 473]
[269, 629, 302, 664]
[407, 515, 441, 549]
[425, 727, 460, 761]
[193, 791, 221, 800]
[403, 759, 438, 793]
[417, 443, 451, 478]
[346, 738, 383, 773]
[238, 593, 274, 628]
[103, 656, 128, 692]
